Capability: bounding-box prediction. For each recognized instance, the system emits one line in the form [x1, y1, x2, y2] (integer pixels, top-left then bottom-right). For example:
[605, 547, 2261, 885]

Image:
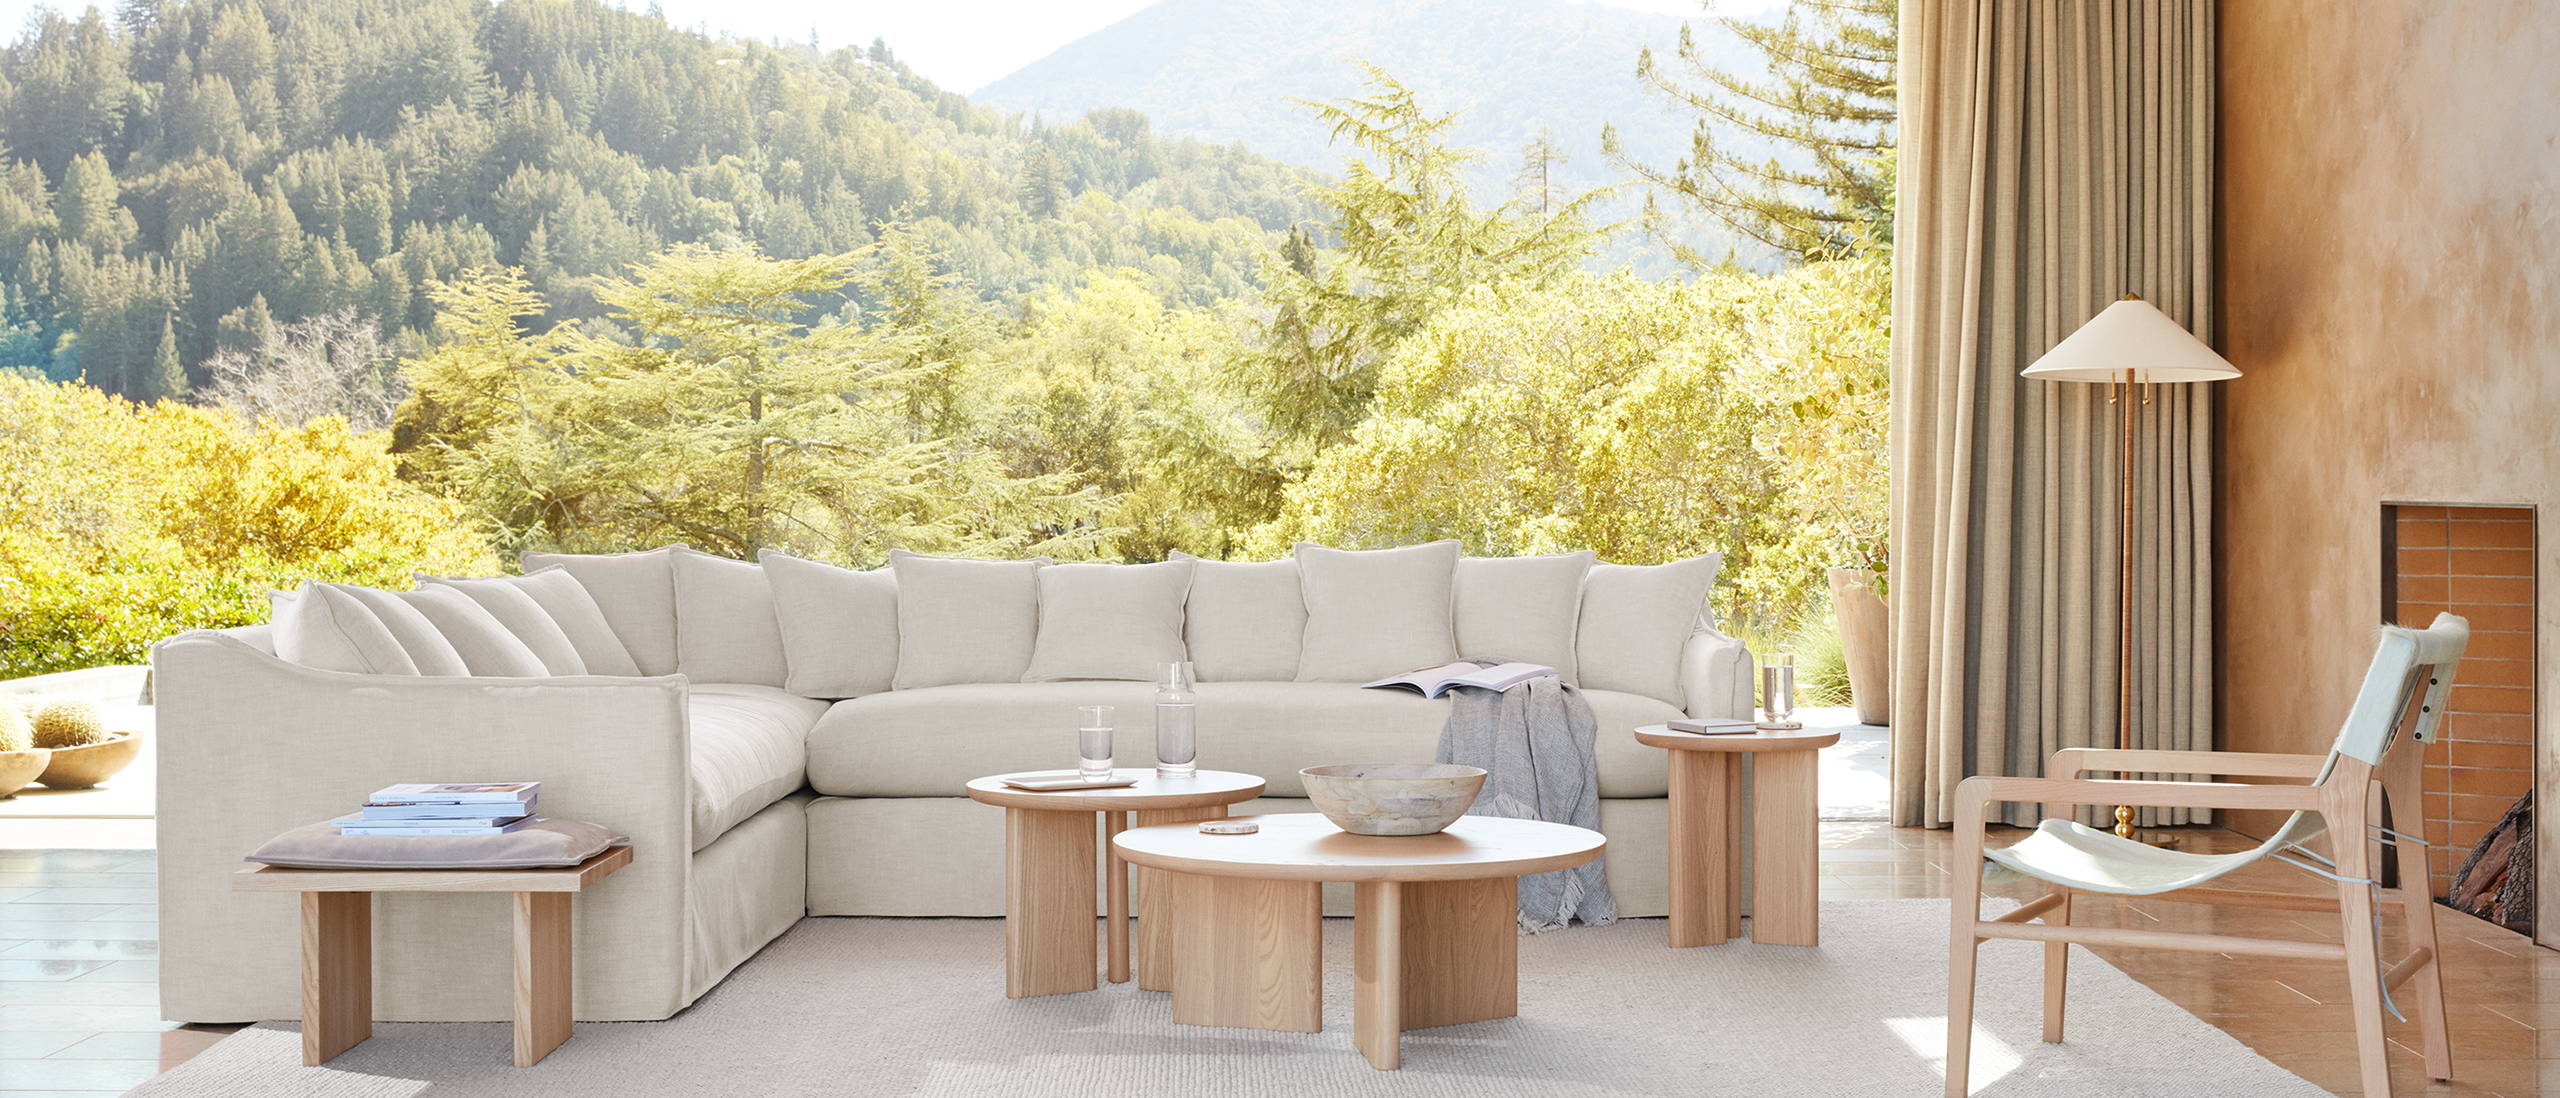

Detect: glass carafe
[1154, 662, 1197, 778]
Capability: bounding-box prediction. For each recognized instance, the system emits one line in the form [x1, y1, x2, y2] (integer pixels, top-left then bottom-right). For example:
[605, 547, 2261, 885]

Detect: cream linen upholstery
[672, 549, 789, 687]
[267, 583, 419, 675]
[154, 628, 691, 1022]
[522, 546, 684, 676]
[685, 684, 826, 851]
[1577, 554, 1724, 707]
[805, 681, 1681, 799]
[1292, 540, 1460, 681]
[394, 585, 546, 676]
[1172, 553, 1303, 681]
[759, 551, 899, 698]
[1021, 559, 1194, 682]
[330, 584, 470, 676]
[159, 545, 1757, 1025]
[419, 573, 591, 675]
[1455, 552, 1594, 679]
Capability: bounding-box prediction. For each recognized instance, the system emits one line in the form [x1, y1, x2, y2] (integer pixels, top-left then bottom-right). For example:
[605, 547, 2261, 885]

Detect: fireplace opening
[2381, 503, 2537, 933]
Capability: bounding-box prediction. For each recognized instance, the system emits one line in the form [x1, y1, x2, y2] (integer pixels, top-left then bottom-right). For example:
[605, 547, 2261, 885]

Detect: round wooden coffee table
[1634, 724, 1840, 948]
[965, 769, 1264, 998]
[1113, 812, 1604, 1070]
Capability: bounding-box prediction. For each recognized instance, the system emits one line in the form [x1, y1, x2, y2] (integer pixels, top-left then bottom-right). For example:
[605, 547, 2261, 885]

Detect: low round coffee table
[1634, 724, 1840, 948]
[1113, 812, 1604, 1070]
[965, 770, 1264, 998]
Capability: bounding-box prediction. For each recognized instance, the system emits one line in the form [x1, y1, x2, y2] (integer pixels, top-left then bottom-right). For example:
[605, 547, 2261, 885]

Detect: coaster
[1199, 819, 1259, 835]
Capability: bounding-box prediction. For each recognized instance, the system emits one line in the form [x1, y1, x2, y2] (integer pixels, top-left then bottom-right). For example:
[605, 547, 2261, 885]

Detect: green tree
[1607, 0, 1896, 263]
[52, 150, 134, 253]
[1238, 63, 1603, 447]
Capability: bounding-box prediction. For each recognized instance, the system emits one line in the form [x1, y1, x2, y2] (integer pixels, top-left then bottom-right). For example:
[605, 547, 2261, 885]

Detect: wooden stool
[233, 846, 631, 1066]
[1635, 724, 1839, 947]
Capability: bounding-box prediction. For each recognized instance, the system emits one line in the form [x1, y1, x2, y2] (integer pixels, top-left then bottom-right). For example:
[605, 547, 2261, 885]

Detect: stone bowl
[0, 747, 49, 798]
[1299, 763, 1487, 836]
[37, 731, 140, 790]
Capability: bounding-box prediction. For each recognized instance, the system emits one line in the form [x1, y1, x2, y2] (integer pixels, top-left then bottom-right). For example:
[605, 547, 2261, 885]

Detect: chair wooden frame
[1945, 736, 2455, 1096]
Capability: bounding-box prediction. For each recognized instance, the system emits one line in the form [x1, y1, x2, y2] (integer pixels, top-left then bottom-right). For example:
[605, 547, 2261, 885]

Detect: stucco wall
[2216, 1, 2559, 938]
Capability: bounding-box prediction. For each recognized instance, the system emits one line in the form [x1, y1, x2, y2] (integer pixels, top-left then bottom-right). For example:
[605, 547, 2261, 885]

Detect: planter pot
[37, 731, 140, 790]
[0, 748, 49, 798]
[1828, 568, 1891, 726]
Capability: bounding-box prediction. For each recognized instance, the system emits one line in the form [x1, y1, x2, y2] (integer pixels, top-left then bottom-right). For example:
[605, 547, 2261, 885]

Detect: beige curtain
[1890, 0, 2217, 828]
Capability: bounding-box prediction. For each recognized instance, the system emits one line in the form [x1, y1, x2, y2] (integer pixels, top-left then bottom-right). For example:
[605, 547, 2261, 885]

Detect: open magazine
[1364, 661, 1556, 699]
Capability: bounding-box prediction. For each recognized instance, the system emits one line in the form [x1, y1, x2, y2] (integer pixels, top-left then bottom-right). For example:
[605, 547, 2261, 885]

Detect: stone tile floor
[1, 823, 2549, 1096]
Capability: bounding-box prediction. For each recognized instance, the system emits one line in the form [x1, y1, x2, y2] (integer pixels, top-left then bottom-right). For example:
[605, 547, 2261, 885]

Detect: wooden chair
[1945, 613, 2468, 1098]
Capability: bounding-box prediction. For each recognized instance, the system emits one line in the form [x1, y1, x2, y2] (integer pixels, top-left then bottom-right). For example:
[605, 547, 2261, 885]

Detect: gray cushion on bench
[245, 818, 627, 869]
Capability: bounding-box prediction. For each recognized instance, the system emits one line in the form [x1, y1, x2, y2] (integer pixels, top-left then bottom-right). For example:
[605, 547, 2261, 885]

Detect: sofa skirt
[806, 794, 1763, 920]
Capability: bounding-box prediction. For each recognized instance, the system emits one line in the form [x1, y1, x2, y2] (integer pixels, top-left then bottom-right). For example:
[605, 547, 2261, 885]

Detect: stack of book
[333, 782, 542, 837]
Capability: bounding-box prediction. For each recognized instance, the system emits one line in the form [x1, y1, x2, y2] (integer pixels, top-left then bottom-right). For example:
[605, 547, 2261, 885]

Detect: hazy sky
[2, 0, 1788, 94]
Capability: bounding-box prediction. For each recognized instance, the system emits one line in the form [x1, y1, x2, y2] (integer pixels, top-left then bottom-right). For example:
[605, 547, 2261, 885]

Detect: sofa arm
[150, 629, 697, 1022]
[1679, 628, 1756, 721]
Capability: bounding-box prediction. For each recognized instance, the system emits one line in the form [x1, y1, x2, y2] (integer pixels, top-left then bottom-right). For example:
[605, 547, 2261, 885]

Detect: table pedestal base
[1003, 807, 1098, 998]
[1667, 748, 1822, 947]
[1353, 877, 1518, 1070]
[1166, 873, 1321, 1032]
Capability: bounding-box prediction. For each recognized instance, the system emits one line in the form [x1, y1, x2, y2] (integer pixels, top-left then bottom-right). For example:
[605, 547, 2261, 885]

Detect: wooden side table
[232, 845, 631, 1067]
[964, 770, 1264, 998]
[1635, 724, 1839, 947]
[1113, 813, 1605, 1071]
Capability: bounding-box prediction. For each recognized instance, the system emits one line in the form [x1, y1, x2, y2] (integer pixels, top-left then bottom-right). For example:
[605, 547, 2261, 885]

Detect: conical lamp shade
[2021, 298, 2240, 383]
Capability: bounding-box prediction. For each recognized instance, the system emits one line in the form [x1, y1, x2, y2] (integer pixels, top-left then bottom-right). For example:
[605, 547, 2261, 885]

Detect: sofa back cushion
[329, 585, 469, 676]
[1576, 553, 1723, 708]
[1023, 559, 1194, 682]
[519, 546, 683, 675]
[397, 585, 549, 676]
[480, 568, 640, 675]
[759, 550, 899, 698]
[890, 550, 1049, 690]
[268, 582, 420, 675]
[1455, 551, 1595, 680]
[671, 549, 787, 688]
[417, 573, 590, 675]
[1292, 541, 1459, 682]
[1172, 553, 1304, 681]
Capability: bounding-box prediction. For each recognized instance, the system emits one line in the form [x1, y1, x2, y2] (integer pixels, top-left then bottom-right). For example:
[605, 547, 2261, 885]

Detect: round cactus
[30, 700, 108, 749]
[0, 700, 30, 753]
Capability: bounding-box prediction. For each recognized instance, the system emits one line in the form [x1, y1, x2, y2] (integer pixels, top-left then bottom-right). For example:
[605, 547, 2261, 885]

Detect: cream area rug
[129, 900, 2325, 1097]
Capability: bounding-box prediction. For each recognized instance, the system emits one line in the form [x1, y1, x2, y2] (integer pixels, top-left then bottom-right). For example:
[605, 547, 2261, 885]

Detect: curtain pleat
[1890, 0, 2217, 828]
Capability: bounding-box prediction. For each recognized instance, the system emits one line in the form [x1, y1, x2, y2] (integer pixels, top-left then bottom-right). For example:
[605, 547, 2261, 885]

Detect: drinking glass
[1154, 661, 1197, 778]
[1760, 653, 1801, 730]
[1077, 705, 1115, 781]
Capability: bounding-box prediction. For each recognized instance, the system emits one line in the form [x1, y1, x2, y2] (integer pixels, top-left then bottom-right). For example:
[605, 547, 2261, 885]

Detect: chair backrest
[2328, 612, 2468, 768]
[2263, 613, 2468, 851]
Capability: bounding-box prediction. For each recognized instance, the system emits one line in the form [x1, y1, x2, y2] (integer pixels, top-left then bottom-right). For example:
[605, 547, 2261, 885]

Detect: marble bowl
[1299, 763, 1487, 836]
[37, 731, 139, 790]
[0, 748, 49, 798]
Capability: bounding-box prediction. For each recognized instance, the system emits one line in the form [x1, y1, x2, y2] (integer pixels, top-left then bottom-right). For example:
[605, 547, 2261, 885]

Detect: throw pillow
[416, 573, 590, 676]
[519, 546, 685, 675]
[759, 550, 900, 698]
[889, 550, 1049, 690]
[1455, 551, 1596, 680]
[268, 582, 419, 676]
[1292, 541, 1460, 682]
[246, 819, 628, 869]
[1576, 553, 1724, 708]
[1170, 551, 1304, 681]
[397, 585, 549, 676]
[1022, 559, 1196, 682]
[327, 584, 470, 677]
[670, 549, 788, 687]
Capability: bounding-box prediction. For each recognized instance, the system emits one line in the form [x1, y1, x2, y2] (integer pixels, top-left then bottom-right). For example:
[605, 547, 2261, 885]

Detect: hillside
[974, 0, 1769, 273]
[0, 0, 1320, 400]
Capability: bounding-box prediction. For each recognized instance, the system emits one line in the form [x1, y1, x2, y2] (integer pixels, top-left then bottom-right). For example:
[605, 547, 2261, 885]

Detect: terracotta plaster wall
[2216, 1, 2559, 935]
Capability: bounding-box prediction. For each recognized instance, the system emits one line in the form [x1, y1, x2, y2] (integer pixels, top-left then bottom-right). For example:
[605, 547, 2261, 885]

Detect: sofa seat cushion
[687, 684, 829, 851]
[804, 681, 1682, 800]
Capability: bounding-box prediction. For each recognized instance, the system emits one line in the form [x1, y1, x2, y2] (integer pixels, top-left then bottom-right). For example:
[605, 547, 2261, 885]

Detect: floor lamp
[2021, 295, 2239, 839]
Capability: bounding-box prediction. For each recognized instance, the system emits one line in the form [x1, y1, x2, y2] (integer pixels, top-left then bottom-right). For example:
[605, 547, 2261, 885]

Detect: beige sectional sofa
[152, 542, 1752, 1023]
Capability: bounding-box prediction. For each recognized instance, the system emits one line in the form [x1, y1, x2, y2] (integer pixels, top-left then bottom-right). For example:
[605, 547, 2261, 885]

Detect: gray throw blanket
[1434, 658, 1617, 931]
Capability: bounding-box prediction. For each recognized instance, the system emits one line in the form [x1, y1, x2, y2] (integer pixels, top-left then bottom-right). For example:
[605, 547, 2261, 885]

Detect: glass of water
[1077, 705, 1115, 782]
[1154, 661, 1197, 778]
